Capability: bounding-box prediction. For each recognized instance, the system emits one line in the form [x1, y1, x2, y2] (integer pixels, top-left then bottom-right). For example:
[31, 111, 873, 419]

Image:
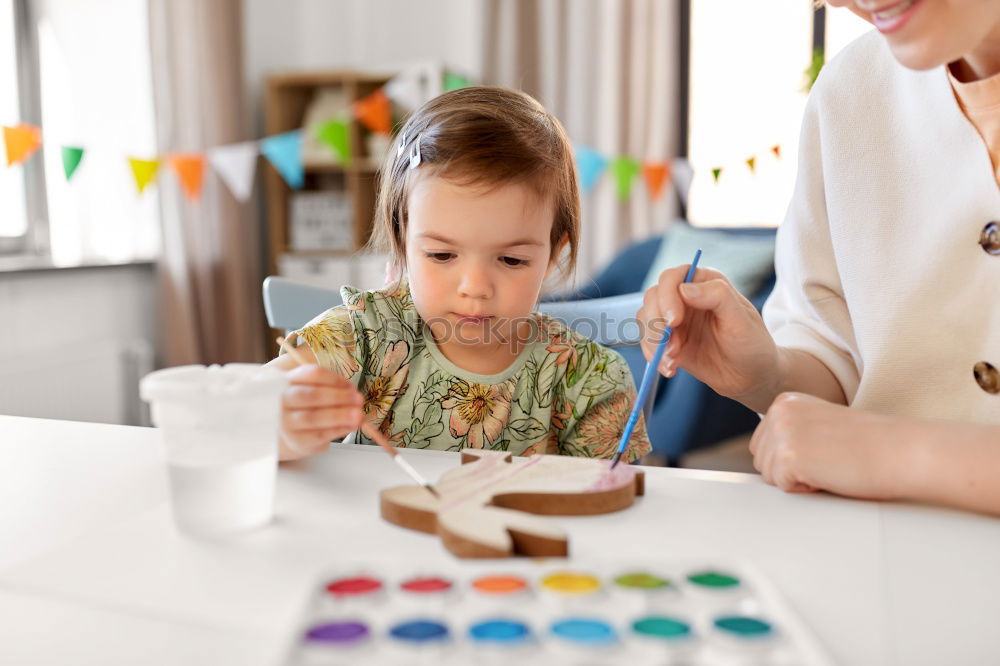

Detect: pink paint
[439, 455, 547, 513]
[585, 462, 637, 492]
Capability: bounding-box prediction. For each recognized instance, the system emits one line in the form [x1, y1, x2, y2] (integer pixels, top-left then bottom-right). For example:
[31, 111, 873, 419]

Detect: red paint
[401, 576, 453, 593]
[326, 576, 383, 597]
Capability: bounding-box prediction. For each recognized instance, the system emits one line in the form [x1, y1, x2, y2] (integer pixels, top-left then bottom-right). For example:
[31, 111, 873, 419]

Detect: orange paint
[472, 575, 528, 595]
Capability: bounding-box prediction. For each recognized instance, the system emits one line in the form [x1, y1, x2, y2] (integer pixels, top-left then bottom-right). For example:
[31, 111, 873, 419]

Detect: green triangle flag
[315, 118, 351, 165]
[711, 167, 722, 183]
[610, 157, 641, 201]
[61, 146, 85, 181]
[444, 72, 470, 92]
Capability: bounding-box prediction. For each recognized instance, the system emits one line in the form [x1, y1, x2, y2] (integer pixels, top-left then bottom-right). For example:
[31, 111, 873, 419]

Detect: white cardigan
[762, 31, 1000, 425]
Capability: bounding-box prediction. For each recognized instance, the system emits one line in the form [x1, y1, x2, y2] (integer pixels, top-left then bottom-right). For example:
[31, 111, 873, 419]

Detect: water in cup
[140, 363, 288, 537]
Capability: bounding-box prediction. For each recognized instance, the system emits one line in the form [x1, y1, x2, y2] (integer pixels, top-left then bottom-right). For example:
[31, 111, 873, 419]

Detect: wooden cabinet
[262, 70, 394, 276]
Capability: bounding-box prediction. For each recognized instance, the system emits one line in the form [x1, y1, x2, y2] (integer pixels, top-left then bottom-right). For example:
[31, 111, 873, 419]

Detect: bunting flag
[315, 118, 351, 165]
[260, 130, 304, 189]
[385, 70, 425, 112]
[443, 72, 470, 92]
[128, 157, 160, 194]
[61, 146, 85, 181]
[167, 153, 206, 201]
[670, 157, 694, 206]
[353, 89, 392, 135]
[610, 157, 641, 201]
[3, 123, 42, 166]
[2, 72, 792, 206]
[574, 146, 608, 194]
[208, 141, 258, 203]
[643, 162, 671, 201]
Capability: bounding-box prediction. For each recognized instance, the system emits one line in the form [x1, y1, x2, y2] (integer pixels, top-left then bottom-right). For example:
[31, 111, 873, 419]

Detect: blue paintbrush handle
[612, 248, 702, 465]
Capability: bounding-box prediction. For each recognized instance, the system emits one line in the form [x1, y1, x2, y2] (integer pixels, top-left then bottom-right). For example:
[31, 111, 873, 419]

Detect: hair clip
[397, 131, 407, 157]
[408, 133, 422, 170]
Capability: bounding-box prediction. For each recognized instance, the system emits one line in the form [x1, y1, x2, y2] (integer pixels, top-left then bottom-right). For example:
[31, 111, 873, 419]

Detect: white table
[1, 415, 999, 665]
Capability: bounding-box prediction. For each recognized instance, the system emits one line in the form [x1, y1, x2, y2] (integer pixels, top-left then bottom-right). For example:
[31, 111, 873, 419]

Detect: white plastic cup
[140, 363, 288, 537]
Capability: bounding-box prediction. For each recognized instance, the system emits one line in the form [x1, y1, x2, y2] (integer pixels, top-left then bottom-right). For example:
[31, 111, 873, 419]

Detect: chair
[263, 276, 656, 418]
[263, 276, 342, 332]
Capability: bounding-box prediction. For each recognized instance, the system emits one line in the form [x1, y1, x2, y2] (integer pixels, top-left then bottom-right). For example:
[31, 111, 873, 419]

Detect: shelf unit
[262, 70, 394, 276]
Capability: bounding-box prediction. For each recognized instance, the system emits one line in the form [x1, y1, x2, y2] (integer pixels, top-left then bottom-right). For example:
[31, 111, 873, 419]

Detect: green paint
[714, 615, 773, 638]
[614, 572, 670, 590]
[687, 570, 740, 588]
[632, 616, 691, 640]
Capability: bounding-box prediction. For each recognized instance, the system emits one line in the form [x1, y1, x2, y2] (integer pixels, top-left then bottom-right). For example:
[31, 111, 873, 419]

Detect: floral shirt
[287, 284, 650, 462]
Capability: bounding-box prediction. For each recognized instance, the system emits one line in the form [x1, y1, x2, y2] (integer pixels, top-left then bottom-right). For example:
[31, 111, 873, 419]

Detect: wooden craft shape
[380, 449, 645, 558]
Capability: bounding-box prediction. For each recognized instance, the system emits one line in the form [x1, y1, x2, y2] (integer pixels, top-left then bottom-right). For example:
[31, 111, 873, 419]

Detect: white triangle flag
[385, 71, 424, 113]
[208, 141, 259, 203]
[671, 157, 694, 207]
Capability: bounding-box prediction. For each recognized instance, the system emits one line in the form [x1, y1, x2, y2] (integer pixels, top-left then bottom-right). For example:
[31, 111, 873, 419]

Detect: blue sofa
[558, 225, 777, 465]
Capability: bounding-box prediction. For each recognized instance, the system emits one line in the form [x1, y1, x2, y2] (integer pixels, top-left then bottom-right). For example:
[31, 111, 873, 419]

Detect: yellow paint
[541, 572, 601, 595]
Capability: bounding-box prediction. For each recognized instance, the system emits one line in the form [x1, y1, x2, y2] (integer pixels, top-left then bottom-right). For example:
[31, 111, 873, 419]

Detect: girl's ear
[545, 234, 570, 278]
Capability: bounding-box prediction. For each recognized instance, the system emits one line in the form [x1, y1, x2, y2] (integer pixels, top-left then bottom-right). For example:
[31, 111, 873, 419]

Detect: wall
[243, 0, 486, 130]
[0, 264, 156, 425]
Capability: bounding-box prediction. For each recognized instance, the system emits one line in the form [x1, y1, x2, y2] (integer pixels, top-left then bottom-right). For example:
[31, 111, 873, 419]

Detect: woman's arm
[749, 392, 1000, 516]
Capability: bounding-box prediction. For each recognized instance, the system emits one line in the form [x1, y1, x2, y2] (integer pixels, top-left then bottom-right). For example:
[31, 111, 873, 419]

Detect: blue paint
[469, 619, 532, 644]
[388, 619, 450, 643]
[550, 618, 617, 645]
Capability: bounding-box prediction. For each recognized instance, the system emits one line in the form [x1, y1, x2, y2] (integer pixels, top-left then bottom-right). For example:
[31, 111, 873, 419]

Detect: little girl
[270, 87, 651, 463]
[641, 1, 1000, 514]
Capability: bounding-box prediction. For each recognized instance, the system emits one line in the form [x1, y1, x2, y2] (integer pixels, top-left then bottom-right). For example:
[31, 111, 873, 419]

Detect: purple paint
[304, 621, 370, 645]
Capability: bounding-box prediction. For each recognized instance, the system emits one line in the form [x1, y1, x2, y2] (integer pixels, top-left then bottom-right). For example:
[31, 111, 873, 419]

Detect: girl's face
[828, 0, 1000, 75]
[404, 175, 559, 364]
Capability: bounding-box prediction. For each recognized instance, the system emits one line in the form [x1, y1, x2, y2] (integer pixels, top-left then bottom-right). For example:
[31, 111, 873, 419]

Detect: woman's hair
[370, 86, 580, 279]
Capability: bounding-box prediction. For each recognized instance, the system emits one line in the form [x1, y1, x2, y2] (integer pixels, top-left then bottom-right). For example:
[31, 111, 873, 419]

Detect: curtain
[147, 0, 267, 366]
[483, 0, 680, 285]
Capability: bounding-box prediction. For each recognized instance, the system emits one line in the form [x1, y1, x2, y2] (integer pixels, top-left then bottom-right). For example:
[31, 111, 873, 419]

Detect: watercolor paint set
[283, 558, 834, 665]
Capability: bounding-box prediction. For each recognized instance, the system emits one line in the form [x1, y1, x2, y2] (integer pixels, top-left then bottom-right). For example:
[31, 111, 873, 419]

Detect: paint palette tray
[284, 559, 834, 665]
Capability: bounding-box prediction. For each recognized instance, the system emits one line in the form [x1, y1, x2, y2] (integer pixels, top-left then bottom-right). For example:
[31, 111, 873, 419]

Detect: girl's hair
[370, 86, 580, 279]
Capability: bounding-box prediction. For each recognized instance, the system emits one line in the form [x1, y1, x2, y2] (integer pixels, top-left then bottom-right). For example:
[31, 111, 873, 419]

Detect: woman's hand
[279, 364, 364, 460]
[749, 392, 903, 499]
[637, 265, 782, 410]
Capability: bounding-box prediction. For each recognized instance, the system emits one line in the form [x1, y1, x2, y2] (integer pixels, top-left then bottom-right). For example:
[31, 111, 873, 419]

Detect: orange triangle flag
[3, 123, 42, 166]
[167, 153, 205, 200]
[771, 145, 781, 158]
[353, 89, 392, 135]
[643, 162, 672, 201]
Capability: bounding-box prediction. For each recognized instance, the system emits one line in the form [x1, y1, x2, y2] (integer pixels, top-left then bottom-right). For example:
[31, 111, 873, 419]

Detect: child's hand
[279, 364, 364, 460]
[749, 392, 902, 500]
[638, 265, 780, 407]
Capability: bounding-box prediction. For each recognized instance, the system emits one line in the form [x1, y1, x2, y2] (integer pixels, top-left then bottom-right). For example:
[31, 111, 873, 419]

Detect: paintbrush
[610, 248, 702, 469]
[276, 336, 440, 498]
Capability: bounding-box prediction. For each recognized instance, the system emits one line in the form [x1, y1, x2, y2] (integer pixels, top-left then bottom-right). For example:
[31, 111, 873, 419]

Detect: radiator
[0, 339, 153, 426]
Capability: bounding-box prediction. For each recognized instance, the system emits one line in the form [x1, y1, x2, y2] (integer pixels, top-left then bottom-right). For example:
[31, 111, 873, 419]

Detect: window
[0, 0, 28, 251]
[0, 0, 159, 264]
[685, 2, 871, 228]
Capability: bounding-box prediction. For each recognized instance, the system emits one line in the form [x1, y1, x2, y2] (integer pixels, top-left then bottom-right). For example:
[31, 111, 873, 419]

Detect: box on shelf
[289, 191, 354, 252]
[278, 252, 391, 295]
